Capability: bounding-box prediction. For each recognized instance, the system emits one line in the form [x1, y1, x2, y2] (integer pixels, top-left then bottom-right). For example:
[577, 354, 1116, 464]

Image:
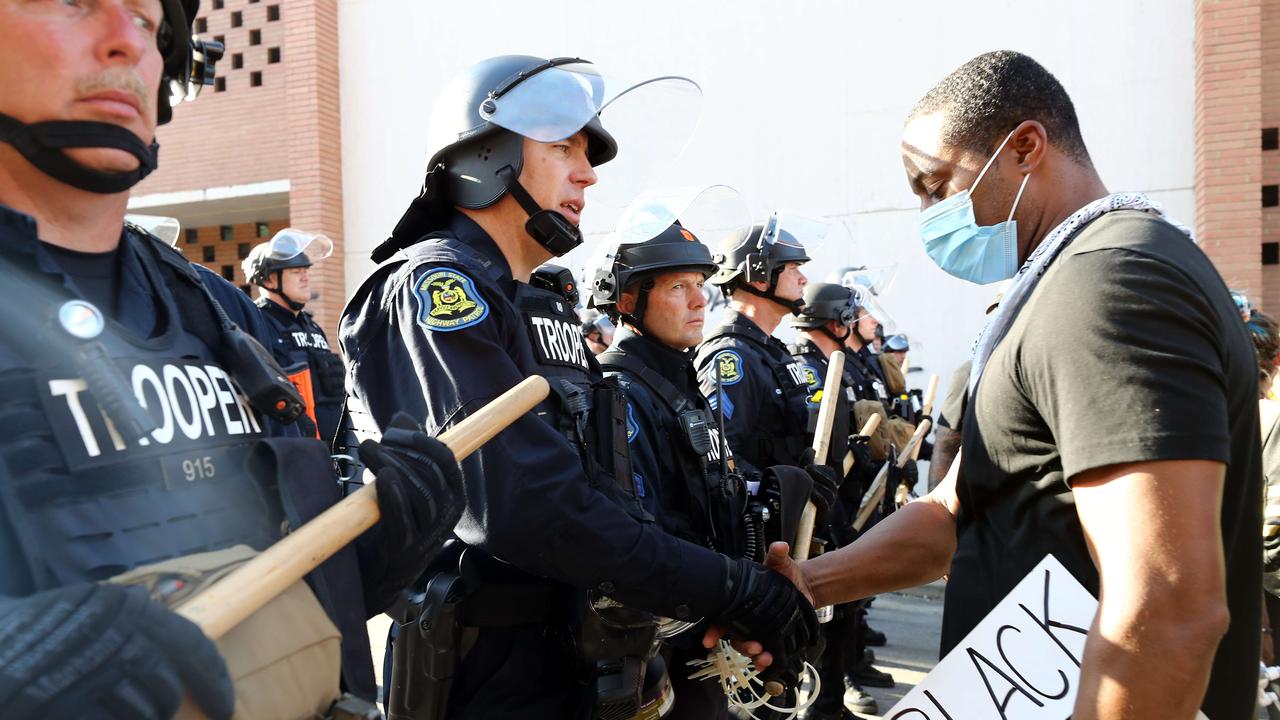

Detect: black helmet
[377, 55, 617, 263]
[0, 0, 222, 194]
[242, 229, 333, 310]
[590, 222, 716, 325]
[790, 283, 858, 330]
[709, 213, 815, 314]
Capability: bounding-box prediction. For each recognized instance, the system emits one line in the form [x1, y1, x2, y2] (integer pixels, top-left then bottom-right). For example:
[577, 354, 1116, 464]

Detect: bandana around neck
[968, 192, 1194, 393]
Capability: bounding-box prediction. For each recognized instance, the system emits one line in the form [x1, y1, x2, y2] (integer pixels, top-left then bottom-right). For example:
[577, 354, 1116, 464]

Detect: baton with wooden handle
[852, 373, 938, 532]
[841, 413, 882, 476]
[179, 375, 551, 639]
[791, 351, 844, 561]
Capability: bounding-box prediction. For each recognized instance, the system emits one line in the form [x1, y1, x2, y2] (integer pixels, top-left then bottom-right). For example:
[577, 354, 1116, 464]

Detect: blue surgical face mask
[918, 129, 1031, 285]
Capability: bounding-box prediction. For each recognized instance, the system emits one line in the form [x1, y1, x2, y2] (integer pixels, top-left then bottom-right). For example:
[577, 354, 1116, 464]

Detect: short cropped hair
[908, 50, 1092, 164]
[1248, 310, 1280, 392]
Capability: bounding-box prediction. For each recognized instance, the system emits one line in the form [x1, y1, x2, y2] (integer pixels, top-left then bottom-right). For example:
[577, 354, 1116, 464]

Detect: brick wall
[176, 219, 290, 292]
[281, 0, 345, 341]
[1195, 0, 1265, 302]
[132, 0, 346, 342]
[1264, 0, 1280, 311]
[136, 0, 290, 194]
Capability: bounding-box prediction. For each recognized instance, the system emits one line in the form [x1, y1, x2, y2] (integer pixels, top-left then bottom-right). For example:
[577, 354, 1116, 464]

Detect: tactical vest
[0, 238, 278, 591]
[788, 344, 853, 477]
[261, 305, 345, 443]
[598, 349, 748, 557]
[701, 324, 811, 467]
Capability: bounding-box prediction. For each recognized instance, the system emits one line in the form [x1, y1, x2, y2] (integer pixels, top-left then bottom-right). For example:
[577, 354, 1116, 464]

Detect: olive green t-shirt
[947, 210, 1262, 720]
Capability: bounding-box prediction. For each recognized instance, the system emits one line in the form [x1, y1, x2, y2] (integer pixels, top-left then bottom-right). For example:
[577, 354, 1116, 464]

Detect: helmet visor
[849, 283, 898, 335]
[584, 76, 703, 235]
[478, 62, 607, 144]
[833, 264, 898, 298]
[763, 212, 828, 260]
[613, 184, 750, 249]
[126, 214, 181, 246]
[268, 228, 333, 263]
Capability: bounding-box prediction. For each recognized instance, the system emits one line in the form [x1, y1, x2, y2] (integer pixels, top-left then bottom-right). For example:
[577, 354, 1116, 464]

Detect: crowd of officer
[0, 1, 1262, 718]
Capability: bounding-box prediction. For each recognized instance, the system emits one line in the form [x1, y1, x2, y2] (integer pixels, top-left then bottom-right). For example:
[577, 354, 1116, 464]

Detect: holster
[387, 573, 467, 720]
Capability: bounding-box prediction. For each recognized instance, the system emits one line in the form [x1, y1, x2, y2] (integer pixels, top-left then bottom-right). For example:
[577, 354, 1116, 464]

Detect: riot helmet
[589, 186, 748, 330]
[378, 55, 617, 262]
[0, 0, 223, 193]
[831, 265, 898, 337]
[789, 282, 858, 345]
[709, 212, 820, 315]
[243, 228, 333, 311]
[883, 334, 910, 354]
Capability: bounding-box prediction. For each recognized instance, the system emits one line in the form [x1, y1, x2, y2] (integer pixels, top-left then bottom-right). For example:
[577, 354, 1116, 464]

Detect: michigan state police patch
[714, 349, 744, 386]
[415, 269, 488, 332]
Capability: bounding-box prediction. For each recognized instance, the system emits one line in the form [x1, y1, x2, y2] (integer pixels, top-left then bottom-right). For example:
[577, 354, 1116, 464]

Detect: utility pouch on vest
[109, 545, 342, 720]
[313, 350, 347, 400]
[588, 377, 647, 524]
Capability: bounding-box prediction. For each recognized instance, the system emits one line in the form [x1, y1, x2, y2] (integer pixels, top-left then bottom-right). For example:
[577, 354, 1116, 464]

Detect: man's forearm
[928, 426, 960, 492]
[804, 497, 956, 607]
[1073, 600, 1225, 719]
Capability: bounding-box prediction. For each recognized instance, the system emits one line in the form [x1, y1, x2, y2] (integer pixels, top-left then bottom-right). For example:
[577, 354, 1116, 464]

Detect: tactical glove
[713, 556, 819, 689]
[359, 412, 466, 602]
[798, 447, 839, 526]
[0, 583, 234, 720]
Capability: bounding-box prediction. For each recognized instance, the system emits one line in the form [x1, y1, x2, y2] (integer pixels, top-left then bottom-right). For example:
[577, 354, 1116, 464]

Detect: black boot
[843, 682, 878, 715]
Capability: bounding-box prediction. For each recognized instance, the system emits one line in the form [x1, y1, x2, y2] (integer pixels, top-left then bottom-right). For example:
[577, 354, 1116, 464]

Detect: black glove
[798, 447, 839, 524]
[713, 556, 819, 689]
[360, 412, 466, 565]
[0, 583, 233, 720]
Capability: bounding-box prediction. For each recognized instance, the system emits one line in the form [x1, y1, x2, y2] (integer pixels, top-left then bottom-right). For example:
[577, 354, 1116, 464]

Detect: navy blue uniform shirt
[695, 308, 810, 476]
[340, 213, 728, 616]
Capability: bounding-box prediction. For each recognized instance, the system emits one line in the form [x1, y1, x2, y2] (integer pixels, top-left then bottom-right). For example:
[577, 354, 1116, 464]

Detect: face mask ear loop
[1007, 172, 1031, 223]
[969, 128, 1018, 196]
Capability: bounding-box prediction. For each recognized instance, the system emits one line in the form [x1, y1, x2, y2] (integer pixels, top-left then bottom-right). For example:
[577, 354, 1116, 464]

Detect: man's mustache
[76, 71, 151, 115]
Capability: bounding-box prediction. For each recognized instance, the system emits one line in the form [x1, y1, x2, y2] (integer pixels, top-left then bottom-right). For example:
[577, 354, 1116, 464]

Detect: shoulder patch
[626, 402, 640, 444]
[414, 268, 489, 332]
[714, 349, 745, 386]
[801, 364, 821, 389]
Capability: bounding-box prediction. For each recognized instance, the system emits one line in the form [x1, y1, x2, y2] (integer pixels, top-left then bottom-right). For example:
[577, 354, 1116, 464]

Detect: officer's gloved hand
[360, 412, 466, 563]
[798, 448, 839, 525]
[713, 555, 819, 689]
[0, 583, 234, 720]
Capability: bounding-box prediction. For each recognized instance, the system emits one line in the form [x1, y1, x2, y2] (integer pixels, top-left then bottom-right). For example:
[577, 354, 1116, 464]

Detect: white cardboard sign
[884, 554, 1209, 720]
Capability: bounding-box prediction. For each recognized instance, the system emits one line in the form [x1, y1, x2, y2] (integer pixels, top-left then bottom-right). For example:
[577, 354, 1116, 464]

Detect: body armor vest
[701, 323, 811, 467]
[598, 349, 749, 558]
[0, 239, 279, 592]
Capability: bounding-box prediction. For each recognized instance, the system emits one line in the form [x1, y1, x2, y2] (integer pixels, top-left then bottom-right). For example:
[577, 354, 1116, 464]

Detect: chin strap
[498, 166, 583, 257]
[734, 281, 805, 316]
[267, 270, 307, 312]
[0, 114, 158, 193]
[818, 324, 850, 347]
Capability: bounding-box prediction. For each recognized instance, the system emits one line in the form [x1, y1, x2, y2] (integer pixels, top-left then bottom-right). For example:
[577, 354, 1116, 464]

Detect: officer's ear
[617, 287, 638, 314]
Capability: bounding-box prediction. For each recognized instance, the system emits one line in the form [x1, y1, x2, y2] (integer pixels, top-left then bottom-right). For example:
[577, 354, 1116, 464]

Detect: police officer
[244, 229, 346, 447]
[788, 283, 887, 719]
[341, 56, 817, 719]
[590, 213, 757, 719]
[0, 3, 463, 717]
[694, 217, 838, 501]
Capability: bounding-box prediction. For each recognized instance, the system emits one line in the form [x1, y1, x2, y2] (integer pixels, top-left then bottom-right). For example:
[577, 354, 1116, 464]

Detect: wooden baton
[791, 350, 845, 561]
[179, 375, 551, 639]
[852, 373, 939, 532]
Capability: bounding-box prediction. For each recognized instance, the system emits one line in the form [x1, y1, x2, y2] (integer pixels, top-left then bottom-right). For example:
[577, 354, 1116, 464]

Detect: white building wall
[338, 0, 1195, 403]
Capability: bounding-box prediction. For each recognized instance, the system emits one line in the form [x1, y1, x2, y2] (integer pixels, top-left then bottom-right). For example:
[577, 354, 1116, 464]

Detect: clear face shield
[126, 214, 182, 246]
[584, 185, 749, 310]
[267, 228, 334, 264]
[579, 76, 704, 236]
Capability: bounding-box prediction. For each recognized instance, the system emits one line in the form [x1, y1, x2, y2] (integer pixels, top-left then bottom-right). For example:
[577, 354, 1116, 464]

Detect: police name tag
[885, 555, 1211, 720]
